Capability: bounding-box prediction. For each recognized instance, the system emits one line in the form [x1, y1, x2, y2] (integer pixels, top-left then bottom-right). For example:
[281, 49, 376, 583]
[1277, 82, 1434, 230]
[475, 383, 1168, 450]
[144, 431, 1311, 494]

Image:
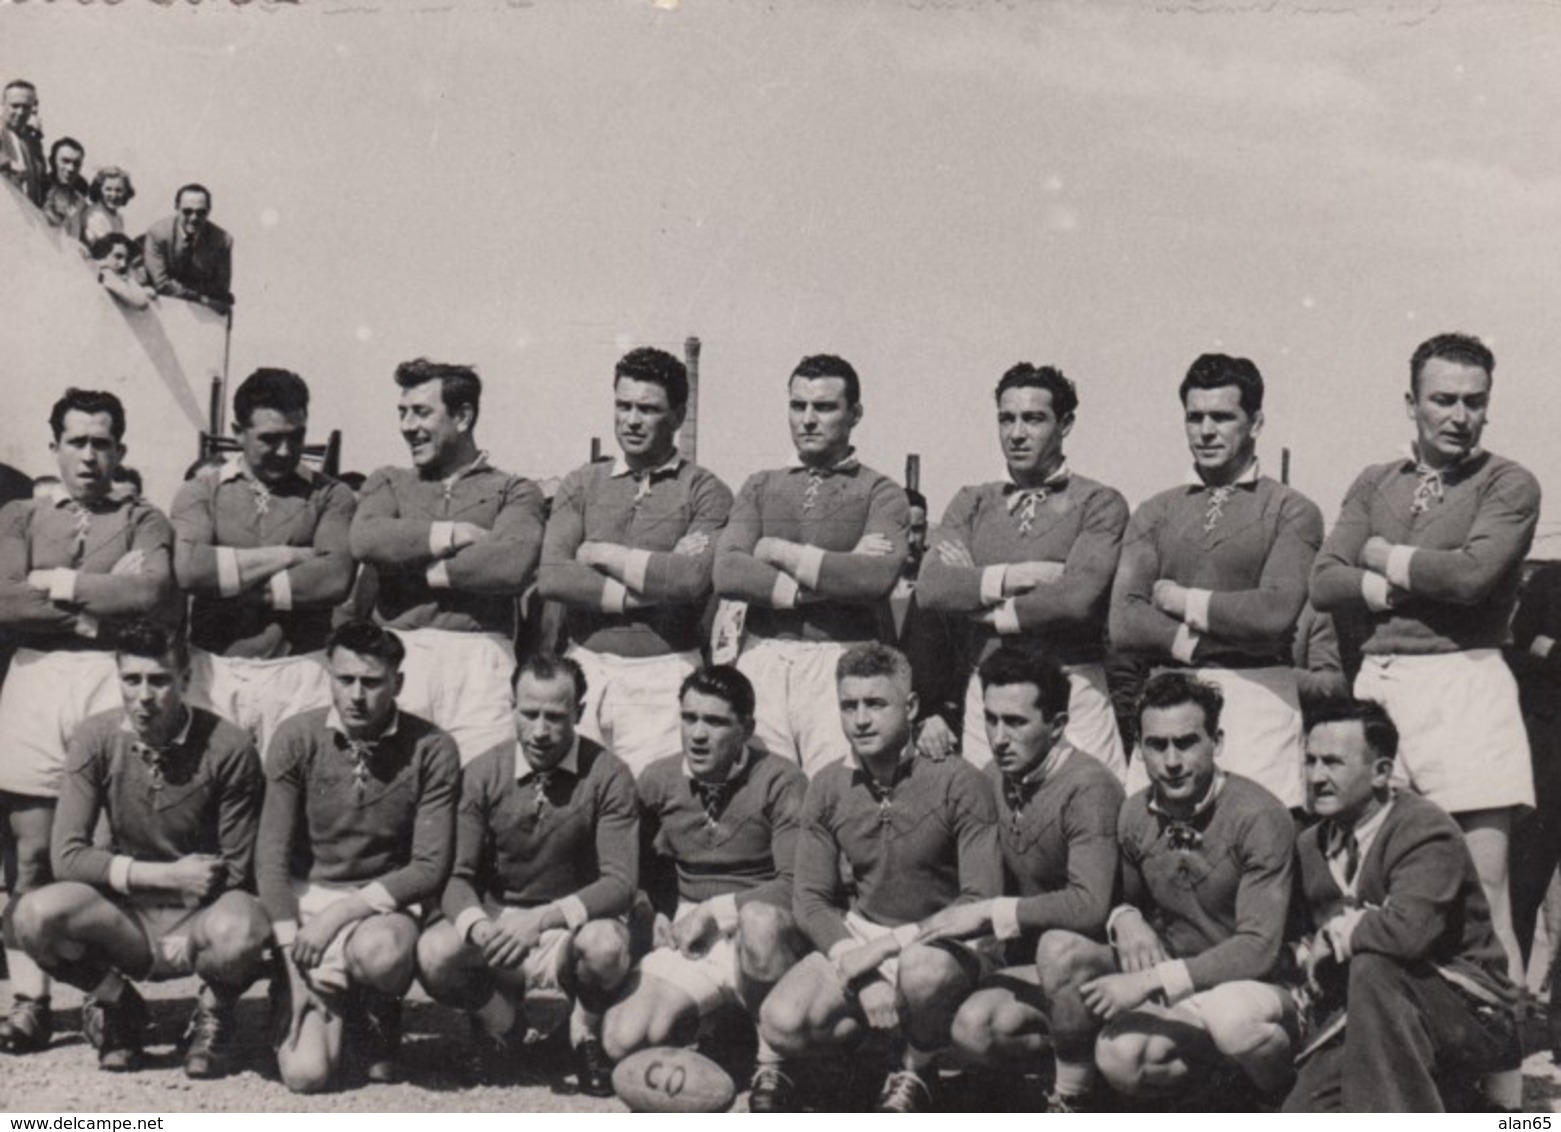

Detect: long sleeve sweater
[440, 737, 638, 923]
[638, 748, 806, 915]
[1118, 773, 1295, 991]
[539, 458, 732, 656]
[1110, 476, 1323, 667]
[714, 462, 909, 643]
[1310, 451, 1539, 655]
[918, 475, 1127, 666]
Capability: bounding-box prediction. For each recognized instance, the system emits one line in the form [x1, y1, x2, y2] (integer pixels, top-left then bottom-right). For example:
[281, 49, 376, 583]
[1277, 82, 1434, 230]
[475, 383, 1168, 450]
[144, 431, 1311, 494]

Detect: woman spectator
[79, 165, 134, 246]
[89, 231, 155, 309]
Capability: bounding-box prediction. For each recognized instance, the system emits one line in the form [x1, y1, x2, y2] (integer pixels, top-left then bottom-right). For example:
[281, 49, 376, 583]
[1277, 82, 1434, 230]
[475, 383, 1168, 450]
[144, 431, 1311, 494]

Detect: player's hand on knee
[486, 907, 544, 968]
[857, 981, 899, 1032]
[167, 853, 225, 907]
[1111, 910, 1168, 973]
[672, 906, 721, 958]
[915, 716, 956, 762]
[915, 901, 992, 945]
[1080, 970, 1156, 1021]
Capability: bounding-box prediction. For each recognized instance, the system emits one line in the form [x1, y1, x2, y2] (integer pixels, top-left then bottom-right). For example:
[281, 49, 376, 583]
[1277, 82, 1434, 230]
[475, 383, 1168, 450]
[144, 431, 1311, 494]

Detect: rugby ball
[612, 1046, 736, 1113]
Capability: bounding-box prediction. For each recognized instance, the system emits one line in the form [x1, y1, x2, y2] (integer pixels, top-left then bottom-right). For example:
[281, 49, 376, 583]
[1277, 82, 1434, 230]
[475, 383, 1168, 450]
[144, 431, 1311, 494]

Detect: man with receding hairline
[0, 79, 46, 207]
[143, 183, 233, 314]
[715, 355, 909, 779]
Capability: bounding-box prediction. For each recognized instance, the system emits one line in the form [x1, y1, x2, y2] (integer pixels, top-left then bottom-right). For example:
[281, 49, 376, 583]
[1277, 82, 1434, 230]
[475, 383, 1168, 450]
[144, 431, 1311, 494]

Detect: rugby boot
[0, 994, 52, 1054]
[747, 1064, 800, 1113]
[82, 983, 148, 1072]
[874, 1068, 934, 1113]
[183, 985, 240, 1079]
[573, 1034, 614, 1097]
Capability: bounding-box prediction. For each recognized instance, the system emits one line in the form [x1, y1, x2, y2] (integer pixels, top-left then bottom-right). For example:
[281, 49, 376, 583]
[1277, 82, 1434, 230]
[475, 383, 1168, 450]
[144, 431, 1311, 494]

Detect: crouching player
[13, 623, 269, 1076]
[912, 646, 1124, 1107]
[258, 620, 460, 1093]
[757, 643, 1001, 1112]
[1037, 672, 1297, 1108]
[602, 666, 809, 1092]
[416, 654, 638, 1096]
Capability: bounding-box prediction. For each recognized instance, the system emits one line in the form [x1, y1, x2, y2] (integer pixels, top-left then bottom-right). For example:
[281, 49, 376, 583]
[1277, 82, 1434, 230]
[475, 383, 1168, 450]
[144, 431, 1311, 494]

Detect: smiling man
[350, 358, 545, 763]
[602, 665, 808, 1100]
[714, 355, 909, 779]
[916, 363, 1128, 777]
[1310, 332, 1540, 986]
[416, 654, 638, 1095]
[0, 388, 176, 1054]
[172, 369, 356, 763]
[13, 623, 269, 1078]
[539, 347, 732, 777]
[1284, 700, 1521, 1112]
[259, 620, 460, 1093]
[41, 136, 86, 234]
[1110, 353, 1324, 811]
[1035, 673, 1297, 1108]
[142, 183, 233, 314]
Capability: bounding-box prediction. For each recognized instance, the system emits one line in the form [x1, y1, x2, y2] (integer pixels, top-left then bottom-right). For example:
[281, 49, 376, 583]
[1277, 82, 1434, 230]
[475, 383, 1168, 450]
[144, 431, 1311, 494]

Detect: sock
[473, 990, 516, 1039]
[1053, 1058, 1096, 1097]
[569, 1001, 601, 1047]
[90, 971, 127, 1006]
[5, 949, 49, 1000]
[755, 1036, 783, 1067]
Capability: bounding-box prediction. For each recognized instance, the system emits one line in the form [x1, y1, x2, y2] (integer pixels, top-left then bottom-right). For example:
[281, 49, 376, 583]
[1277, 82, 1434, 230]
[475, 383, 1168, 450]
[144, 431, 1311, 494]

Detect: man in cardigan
[350, 358, 546, 763]
[1036, 673, 1297, 1108]
[259, 620, 460, 1093]
[758, 643, 1001, 1113]
[539, 347, 732, 777]
[1310, 332, 1540, 983]
[916, 363, 1128, 777]
[1283, 699, 1522, 1113]
[714, 354, 909, 779]
[415, 654, 638, 1095]
[172, 368, 357, 763]
[912, 646, 1123, 1106]
[1110, 353, 1323, 810]
[13, 623, 269, 1078]
[601, 665, 808, 1104]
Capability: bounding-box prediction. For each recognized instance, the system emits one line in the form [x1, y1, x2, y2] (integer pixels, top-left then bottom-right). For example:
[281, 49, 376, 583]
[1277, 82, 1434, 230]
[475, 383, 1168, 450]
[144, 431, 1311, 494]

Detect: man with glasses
[143, 183, 233, 315]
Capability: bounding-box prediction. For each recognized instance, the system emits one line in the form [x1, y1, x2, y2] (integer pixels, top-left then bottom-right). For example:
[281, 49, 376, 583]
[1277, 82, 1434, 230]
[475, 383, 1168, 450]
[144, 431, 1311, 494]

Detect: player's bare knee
[9, 888, 56, 954]
[346, 918, 417, 993]
[279, 1048, 336, 1095]
[757, 980, 813, 1056]
[950, 995, 998, 1060]
[895, 943, 965, 1012]
[735, 903, 801, 982]
[414, 922, 467, 989]
[1095, 1025, 1150, 1094]
[1035, 929, 1098, 991]
[193, 894, 270, 983]
[574, 920, 632, 990]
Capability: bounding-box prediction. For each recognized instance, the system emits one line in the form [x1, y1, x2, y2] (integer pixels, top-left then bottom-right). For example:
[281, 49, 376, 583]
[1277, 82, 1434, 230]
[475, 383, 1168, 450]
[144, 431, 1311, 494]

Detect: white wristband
[1385, 544, 1417, 591]
[358, 882, 397, 914]
[794, 545, 827, 590]
[1184, 588, 1213, 634]
[216, 548, 241, 598]
[770, 573, 800, 609]
[623, 549, 653, 594]
[267, 569, 293, 611]
[553, 895, 589, 931]
[990, 897, 1022, 941]
[601, 578, 629, 614]
[108, 854, 134, 895]
[979, 565, 1007, 606]
[428, 521, 456, 558]
[454, 906, 491, 944]
[1533, 635, 1556, 660]
[1170, 622, 1200, 665]
[1361, 572, 1393, 613]
[1155, 959, 1195, 1004]
[993, 598, 1022, 635]
[426, 559, 452, 589]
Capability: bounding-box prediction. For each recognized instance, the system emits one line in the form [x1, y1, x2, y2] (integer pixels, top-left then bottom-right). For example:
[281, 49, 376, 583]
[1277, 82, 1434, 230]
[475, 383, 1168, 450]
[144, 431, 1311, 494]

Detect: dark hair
[89, 231, 137, 263]
[326, 619, 406, 668]
[791, 354, 861, 407]
[116, 620, 187, 671]
[50, 388, 126, 441]
[679, 665, 756, 720]
[977, 646, 1071, 721]
[338, 471, 367, 493]
[904, 487, 927, 513]
[49, 136, 83, 170]
[4, 80, 37, 98]
[174, 183, 212, 209]
[1409, 332, 1494, 394]
[234, 368, 310, 427]
[836, 641, 913, 692]
[1305, 698, 1399, 765]
[615, 347, 689, 414]
[88, 165, 135, 207]
[1137, 671, 1223, 736]
[394, 358, 482, 427]
[1178, 353, 1264, 416]
[994, 363, 1079, 420]
[515, 652, 588, 703]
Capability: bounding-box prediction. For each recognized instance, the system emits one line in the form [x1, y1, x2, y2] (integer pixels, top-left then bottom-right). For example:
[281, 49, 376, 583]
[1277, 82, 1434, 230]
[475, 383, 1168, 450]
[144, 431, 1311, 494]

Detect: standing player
[714, 355, 909, 778]
[416, 655, 638, 1096]
[0, 389, 175, 1053]
[913, 647, 1123, 1104]
[539, 347, 732, 777]
[1284, 700, 1521, 1112]
[350, 358, 546, 762]
[757, 643, 1000, 1113]
[1311, 332, 1539, 983]
[1037, 673, 1297, 1108]
[172, 368, 356, 762]
[13, 623, 269, 1077]
[1110, 353, 1323, 810]
[602, 666, 808, 1092]
[916, 363, 1128, 776]
[259, 620, 460, 1093]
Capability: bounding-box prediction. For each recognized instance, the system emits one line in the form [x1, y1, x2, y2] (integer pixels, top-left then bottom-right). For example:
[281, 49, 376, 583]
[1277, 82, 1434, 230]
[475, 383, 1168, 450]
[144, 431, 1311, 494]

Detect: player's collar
[1004, 461, 1071, 494]
[1399, 442, 1485, 474]
[431, 449, 491, 485]
[610, 450, 684, 479]
[1005, 740, 1073, 790]
[325, 707, 401, 743]
[47, 482, 123, 512]
[219, 452, 315, 486]
[851, 740, 917, 787]
[517, 736, 581, 782]
[119, 704, 195, 749]
[1184, 458, 1261, 490]
[1147, 769, 1226, 824]
[788, 447, 859, 475]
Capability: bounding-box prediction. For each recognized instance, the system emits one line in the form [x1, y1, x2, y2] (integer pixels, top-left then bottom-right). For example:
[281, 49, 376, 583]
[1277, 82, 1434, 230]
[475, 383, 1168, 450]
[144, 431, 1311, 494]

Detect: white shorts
[737, 637, 851, 779]
[1126, 665, 1304, 809]
[392, 628, 515, 764]
[0, 648, 120, 797]
[294, 879, 420, 996]
[639, 902, 742, 1016]
[188, 648, 332, 767]
[567, 646, 698, 779]
[121, 894, 203, 981]
[1355, 650, 1534, 813]
[843, 911, 1002, 988]
[963, 662, 1127, 781]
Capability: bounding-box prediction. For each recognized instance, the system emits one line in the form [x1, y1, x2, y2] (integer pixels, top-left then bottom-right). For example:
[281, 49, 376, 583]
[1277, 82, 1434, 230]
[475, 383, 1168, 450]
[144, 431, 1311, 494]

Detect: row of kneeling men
[2, 621, 1521, 1113]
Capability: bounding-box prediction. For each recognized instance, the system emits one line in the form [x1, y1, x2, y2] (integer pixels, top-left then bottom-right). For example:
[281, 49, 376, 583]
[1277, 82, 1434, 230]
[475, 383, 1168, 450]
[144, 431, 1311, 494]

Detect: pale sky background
[6, 0, 1560, 550]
